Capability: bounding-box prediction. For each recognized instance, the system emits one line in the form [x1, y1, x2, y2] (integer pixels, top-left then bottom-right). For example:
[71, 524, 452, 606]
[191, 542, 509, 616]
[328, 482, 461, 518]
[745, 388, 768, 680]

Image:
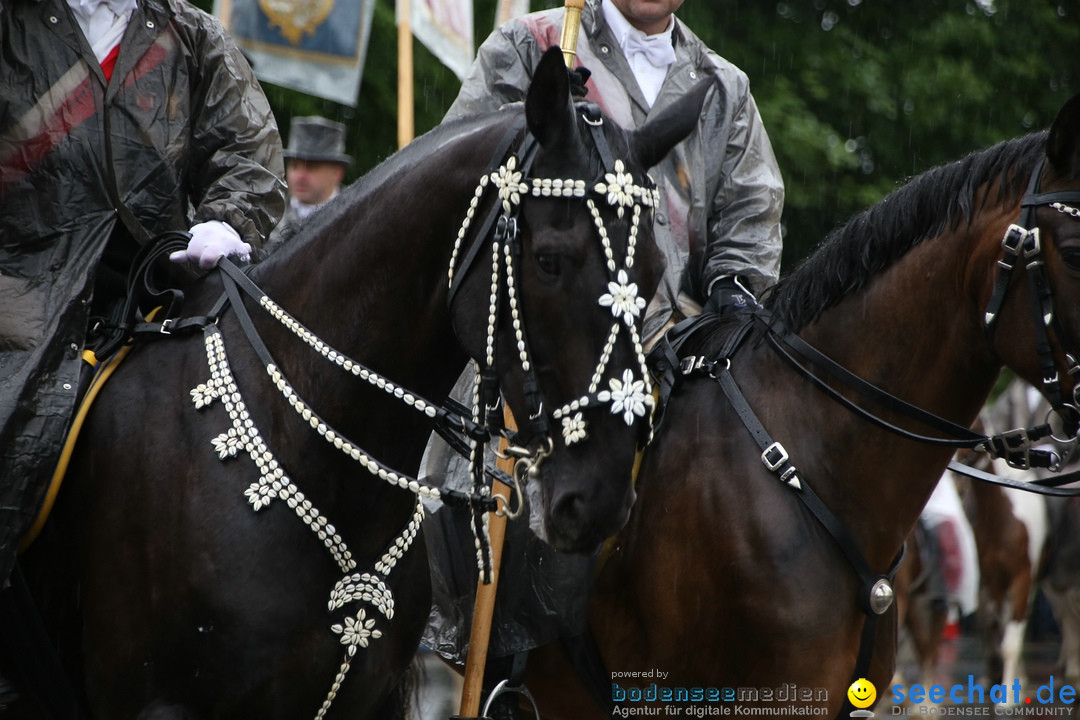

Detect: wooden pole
[397, 0, 414, 149]
[458, 408, 517, 717]
[217, 0, 233, 31]
[458, 2, 583, 712]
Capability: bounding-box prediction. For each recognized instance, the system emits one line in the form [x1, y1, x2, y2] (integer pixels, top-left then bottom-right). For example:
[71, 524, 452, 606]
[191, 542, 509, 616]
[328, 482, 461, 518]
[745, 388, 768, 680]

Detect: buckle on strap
[985, 428, 1033, 470]
[761, 441, 789, 471]
[762, 442, 802, 489]
[1001, 224, 1028, 255]
[679, 355, 712, 375]
[494, 214, 518, 243]
[679, 355, 729, 377]
[1023, 227, 1043, 258]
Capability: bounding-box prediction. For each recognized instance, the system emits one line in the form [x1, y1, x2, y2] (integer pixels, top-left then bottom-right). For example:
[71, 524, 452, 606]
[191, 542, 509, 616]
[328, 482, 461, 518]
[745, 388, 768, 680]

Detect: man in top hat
[265, 115, 353, 250]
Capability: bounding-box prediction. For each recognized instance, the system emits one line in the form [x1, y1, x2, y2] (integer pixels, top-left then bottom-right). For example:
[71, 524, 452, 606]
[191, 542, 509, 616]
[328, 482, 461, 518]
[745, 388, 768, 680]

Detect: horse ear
[526, 47, 575, 147]
[629, 79, 711, 170]
[1047, 92, 1080, 177]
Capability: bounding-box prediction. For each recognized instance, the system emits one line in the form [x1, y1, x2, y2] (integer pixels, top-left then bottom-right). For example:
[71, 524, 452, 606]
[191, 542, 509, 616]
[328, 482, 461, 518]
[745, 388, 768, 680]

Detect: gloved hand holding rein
[169, 221, 252, 269]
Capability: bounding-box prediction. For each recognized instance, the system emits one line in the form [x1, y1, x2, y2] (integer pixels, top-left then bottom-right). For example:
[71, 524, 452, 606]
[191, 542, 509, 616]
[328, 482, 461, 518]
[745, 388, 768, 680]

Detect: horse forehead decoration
[449, 148, 662, 449]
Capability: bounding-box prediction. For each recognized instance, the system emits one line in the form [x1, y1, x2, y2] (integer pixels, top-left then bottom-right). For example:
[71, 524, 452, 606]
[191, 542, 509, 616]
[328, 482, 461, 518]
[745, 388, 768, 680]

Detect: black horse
[14, 49, 707, 718]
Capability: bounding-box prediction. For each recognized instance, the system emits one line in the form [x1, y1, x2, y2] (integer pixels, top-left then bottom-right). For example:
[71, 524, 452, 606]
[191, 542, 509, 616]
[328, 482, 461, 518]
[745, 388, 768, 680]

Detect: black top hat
[283, 116, 353, 166]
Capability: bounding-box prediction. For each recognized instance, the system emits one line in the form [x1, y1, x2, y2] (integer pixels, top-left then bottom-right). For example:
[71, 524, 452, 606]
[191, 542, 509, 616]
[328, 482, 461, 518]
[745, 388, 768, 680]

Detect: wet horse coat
[523, 92, 1080, 718]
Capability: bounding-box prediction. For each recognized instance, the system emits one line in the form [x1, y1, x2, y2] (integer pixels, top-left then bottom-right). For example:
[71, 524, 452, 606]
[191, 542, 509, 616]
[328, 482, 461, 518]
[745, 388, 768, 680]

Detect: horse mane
[765, 130, 1049, 331]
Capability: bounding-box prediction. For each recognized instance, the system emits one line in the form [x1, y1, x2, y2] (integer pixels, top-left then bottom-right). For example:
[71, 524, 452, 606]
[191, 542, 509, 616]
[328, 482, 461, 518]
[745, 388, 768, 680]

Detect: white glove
[169, 221, 251, 270]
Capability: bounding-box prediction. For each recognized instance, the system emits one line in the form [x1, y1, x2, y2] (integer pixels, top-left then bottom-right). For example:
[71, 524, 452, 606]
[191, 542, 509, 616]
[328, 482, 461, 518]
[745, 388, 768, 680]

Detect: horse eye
[1061, 247, 1080, 271]
[535, 253, 560, 276]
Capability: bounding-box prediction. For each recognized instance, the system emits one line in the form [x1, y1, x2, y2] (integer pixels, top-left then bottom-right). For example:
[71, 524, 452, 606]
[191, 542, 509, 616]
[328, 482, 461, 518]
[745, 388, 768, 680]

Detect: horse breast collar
[675, 329, 901, 703]
[129, 107, 662, 719]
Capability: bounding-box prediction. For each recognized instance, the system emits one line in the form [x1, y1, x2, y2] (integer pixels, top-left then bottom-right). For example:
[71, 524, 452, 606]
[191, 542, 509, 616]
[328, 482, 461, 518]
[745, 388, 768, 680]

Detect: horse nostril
[552, 492, 587, 530]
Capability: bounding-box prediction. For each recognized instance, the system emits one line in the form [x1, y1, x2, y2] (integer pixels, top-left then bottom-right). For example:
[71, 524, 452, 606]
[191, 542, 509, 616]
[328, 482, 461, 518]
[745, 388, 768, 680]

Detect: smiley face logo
[847, 678, 876, 709]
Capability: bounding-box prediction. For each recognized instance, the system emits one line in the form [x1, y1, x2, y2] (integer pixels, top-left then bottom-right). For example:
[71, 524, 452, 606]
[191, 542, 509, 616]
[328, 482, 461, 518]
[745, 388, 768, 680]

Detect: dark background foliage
[195, 0, 1079, 269]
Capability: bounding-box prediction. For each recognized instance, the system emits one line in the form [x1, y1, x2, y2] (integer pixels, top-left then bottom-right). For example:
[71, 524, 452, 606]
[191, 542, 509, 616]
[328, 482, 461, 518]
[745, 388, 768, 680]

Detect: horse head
[449, 48, 708, 552]
[984, 92, 1080, 439]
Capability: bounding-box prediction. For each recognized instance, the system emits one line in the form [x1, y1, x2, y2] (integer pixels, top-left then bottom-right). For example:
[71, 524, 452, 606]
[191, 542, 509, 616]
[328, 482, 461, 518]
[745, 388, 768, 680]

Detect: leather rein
[749, 157, 1080, 494]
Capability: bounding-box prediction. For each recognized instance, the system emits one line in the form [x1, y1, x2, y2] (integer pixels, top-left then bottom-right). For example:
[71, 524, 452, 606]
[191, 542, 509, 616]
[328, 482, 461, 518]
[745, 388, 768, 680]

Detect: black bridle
[984, 156, 1080, 436]
[447, 118, 548, 443]
[446, 104, 657, 451]
[741, 156, 1080, 492]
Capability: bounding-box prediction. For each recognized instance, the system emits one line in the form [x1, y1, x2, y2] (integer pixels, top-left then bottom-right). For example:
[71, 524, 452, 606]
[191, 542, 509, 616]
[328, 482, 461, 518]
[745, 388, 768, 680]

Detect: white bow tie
[71, 0, 137, 16]
[622, 30, 676, 69]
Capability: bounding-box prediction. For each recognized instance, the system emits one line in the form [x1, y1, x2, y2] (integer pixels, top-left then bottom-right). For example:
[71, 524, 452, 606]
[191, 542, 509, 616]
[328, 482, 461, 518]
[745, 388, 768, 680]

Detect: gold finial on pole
[560, 0, 586, 69]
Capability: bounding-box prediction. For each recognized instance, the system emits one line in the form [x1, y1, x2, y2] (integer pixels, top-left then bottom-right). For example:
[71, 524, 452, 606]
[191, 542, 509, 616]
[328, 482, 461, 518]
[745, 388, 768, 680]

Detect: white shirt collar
[66, 0, 137, 21]
[600, 0, 676, 106]
[290, 190, 339, 220]
[66, 0, 137, 64]
[601, 0, 676, 64]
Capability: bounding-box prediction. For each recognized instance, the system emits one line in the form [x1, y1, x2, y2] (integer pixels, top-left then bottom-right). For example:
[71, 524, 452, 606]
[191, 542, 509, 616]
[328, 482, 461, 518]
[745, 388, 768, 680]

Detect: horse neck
[786, 213, 1012, 565]
[251, 122, 506, 410]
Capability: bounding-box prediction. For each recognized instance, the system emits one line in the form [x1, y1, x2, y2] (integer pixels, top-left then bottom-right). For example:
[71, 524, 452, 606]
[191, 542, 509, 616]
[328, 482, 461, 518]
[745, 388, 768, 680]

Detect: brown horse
[521, 91, 1080, 718]
[1041, 495, 1080, 684]
[11, 49, 707, 719]
[891, 514, 950, 690]
[964, 459, 1049, 686]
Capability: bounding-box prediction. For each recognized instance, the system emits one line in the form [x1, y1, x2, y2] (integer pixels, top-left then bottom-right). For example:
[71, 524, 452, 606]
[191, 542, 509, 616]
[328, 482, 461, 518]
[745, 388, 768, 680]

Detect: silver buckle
[996, 428, 1032, 470]
[679, 355, 710, 375]
[1001, 224, 1028, 255]
[761, 442, 788, 472]
[1023, 227, 1043, 258]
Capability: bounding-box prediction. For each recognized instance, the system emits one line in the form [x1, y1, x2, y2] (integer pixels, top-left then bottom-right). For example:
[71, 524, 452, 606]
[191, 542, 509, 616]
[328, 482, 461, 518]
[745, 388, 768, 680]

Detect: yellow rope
[18, 310, 158, 552]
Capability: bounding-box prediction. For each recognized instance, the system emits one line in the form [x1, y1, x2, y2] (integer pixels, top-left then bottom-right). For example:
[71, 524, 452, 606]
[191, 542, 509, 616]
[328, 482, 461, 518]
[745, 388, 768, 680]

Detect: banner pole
[397, 0, 415, 148]
[217, 0, 232, 31]
[457, 2, 581, 712]
[457, 408, 516, 718]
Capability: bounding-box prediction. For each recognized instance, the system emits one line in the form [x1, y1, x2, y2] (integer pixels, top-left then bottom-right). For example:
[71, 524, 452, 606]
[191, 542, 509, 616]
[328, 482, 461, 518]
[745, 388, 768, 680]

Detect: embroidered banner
[400, 0, 473, 81]
[214, 0, 376, 107]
